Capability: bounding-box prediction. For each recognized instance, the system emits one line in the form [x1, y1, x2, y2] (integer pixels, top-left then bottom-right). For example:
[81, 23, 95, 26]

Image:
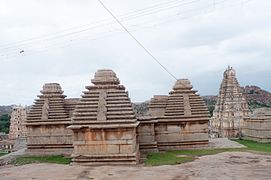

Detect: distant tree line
[0, 114, 10, 134]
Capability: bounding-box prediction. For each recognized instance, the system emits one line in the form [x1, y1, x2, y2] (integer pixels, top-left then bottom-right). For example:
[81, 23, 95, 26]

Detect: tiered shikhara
[68, 70, 140, 165]
[26, 83, 74, 155]
[138, 79, 209, 153]
[26, 69, 209, 165]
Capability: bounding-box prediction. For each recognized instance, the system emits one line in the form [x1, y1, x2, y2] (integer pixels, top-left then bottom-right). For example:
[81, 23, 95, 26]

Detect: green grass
[146, 139, 271, 166]
[145, 148, 244, 166]
[13, 155, 72, 165]
[234, 139, 271, 154]
[0, 152, 8, 157]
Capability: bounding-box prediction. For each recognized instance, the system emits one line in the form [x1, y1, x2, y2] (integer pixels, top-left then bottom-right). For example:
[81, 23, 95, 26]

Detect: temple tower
[26, 83, 73, 155]
[156, 79, 209, 150]
[68, 69, 139, 165]
[210, 66, 250, 137]
[9, 106, 27, 140]
[138, 79, 209, 152]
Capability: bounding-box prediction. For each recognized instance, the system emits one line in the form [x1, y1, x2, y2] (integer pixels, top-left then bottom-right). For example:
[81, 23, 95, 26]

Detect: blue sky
[0, 0, 270, 105]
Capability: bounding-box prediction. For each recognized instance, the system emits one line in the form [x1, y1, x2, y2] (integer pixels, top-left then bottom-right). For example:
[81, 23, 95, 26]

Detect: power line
[0, 0, 252, 60]
[0, 0, 196, 50]
[0, 0, 242, 54]
[97, 0, 178, 80]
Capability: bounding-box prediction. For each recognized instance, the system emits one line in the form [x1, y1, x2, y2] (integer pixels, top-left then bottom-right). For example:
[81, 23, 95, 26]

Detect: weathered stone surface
[242, 108, 271, 142]
[210, 66, 250, 138]
[137, 117, 158, 153]
[138, 79, 209, 152]
[9, 106, 27, 140]
[68, 69, 139, 165]
[26, 83, 73, 155]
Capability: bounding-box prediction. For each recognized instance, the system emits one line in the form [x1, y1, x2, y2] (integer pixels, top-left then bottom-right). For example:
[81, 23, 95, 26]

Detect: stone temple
[68, 70, 140, 165]
[24, 69, 210, 165]
[242, 108, 271, 142]
[210, 66, 250, 138]
[26, 83, 75, 155]
[138, 79, 209, 153]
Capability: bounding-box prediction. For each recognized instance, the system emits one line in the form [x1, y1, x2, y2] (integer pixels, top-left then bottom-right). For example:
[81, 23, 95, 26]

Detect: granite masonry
[9, 106, 27, 140]
[26, 83, 75, 155]
[210, 66, 250, 138]
[68, 70, 140, 165]
[138, 79, 210, 153]
[24, 69, 210, 165]
[242, 108, 271, 142]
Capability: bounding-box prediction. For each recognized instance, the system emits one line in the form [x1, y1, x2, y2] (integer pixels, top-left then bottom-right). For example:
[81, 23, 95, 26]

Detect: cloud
[0, 0, 270, 105]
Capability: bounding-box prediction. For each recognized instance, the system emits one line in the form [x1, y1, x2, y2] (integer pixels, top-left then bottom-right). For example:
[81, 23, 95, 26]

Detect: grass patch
[234, 139, 271, 154]
[146, 139, 271, 166]
[145, 148, 245, 166]
[13, 155, 72, 165]
[0, 152, 8, 157]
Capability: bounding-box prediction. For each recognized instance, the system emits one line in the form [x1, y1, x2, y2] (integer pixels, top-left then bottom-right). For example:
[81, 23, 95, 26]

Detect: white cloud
[0, 0, 270, 105]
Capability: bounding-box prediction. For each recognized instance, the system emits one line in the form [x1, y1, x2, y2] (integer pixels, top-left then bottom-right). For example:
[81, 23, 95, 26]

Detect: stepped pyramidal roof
[70, 69, 138, 128]
[69, 69, 139, 165]
[26, 83, 69, 124]
[148, 79, 209, 121]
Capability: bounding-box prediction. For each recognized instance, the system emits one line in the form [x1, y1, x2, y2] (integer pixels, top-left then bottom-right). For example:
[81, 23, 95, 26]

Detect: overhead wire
[97, 0, 178, 80]
[0, 0, 252, 60]
[0, 0, 197, 50]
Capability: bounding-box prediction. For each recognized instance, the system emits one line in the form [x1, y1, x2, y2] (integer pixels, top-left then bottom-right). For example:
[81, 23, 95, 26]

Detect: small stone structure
[26, 83, 74, 155]
[68, 70, 140, 165]
[242, 108, 271, 142]
[0, 140, 14, 151]
[210, 66, 250, 138]
[9, 106, 27, 140]
[138, 79, 209, 153]
[0, 133, 13, 151]
[24, 70, 210, 165]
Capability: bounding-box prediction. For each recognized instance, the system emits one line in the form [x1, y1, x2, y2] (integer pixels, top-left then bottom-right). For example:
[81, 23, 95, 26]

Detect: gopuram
[242, 108, 271, 142]
[138, 79, 209, 153]
[68, 70, 140, 165]
[9, 106, 28, 150]
[210, 66, 250, 137]
[9, 106, 27, 140]
[26, 83, 74, 155]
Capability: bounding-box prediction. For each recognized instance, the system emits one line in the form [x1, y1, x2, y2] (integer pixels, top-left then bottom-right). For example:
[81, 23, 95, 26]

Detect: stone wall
[242, 108, 271, 142]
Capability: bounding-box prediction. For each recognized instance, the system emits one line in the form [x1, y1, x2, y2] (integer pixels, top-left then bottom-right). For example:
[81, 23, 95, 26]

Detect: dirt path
[1, 151, 271, 180]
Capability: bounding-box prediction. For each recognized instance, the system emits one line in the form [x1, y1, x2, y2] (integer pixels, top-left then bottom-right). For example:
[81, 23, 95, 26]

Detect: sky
[0, 0, 270, 105]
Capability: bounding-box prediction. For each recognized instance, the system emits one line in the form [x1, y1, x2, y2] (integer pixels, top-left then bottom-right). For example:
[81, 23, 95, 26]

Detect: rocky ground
[0, 151, 270, 180]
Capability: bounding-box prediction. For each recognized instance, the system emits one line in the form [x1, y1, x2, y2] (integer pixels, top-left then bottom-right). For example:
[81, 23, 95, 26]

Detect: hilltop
[203, 85, 271, 115]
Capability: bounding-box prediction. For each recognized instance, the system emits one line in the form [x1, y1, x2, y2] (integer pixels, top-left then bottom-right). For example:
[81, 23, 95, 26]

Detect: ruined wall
[242, 108, 271, 142]
[27, 124, 73, 155]
[137, 117, 158, 153]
